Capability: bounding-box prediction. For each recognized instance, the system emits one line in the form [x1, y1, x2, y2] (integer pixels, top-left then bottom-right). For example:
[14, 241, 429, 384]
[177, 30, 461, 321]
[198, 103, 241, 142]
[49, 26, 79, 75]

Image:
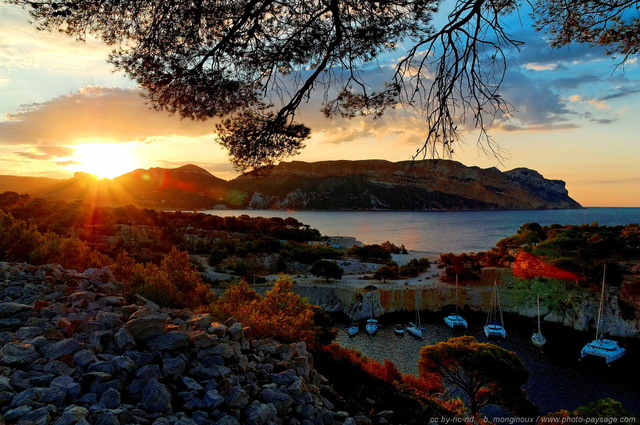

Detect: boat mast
[497, 282, 505, 329]
[537, 295, 542, 334]
[595, 264, 606, 341]
[455, 274, 459, 316]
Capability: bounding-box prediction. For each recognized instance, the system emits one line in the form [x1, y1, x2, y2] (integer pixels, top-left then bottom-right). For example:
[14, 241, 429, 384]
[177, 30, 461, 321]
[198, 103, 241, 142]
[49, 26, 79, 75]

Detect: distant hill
[229, 160, 583, 210]
[0, 175, 64, 194]
[0, 160, 582, 210]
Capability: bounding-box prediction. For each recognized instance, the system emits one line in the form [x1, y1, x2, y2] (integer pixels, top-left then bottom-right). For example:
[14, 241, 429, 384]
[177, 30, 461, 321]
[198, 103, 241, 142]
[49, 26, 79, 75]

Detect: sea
[202, 207, 640, 254]
[202, 207, 640, 418]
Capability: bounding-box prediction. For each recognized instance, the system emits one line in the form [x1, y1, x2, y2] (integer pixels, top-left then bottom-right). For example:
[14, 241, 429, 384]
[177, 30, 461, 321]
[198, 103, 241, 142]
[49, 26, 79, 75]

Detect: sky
[1, 4, 639, 207]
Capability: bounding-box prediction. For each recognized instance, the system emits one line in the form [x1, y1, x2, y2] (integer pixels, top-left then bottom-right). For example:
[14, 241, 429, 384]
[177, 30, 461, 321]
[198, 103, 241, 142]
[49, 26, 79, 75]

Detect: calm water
[203, 207, 640, 418]
[203, 208, 640, 254]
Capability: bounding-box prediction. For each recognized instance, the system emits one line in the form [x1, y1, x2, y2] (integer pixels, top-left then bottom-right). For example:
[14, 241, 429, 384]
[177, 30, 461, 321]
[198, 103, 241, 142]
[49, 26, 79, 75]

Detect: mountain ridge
[0, 159, 582, 210]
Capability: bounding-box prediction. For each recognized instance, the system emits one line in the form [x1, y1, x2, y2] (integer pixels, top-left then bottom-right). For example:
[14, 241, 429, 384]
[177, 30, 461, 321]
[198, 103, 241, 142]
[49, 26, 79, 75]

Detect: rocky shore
[0, 262, 377, 425]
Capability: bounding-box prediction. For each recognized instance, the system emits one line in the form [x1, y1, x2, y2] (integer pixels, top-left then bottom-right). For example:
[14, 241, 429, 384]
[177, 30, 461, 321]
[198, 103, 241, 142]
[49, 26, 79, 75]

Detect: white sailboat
[531, 294, 546, 350]
[444, 274, 468, 329]
[484, 279, 507, 338]
[580, 265, 626, 364]
[365, 292, 378, 337]
[407, 290, 424, 339]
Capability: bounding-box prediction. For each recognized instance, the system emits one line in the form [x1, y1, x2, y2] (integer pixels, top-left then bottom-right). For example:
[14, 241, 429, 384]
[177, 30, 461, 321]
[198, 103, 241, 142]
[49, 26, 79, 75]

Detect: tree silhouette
[12, 0, 639, 171]
[310, 259, 344, 282]
[418, 336, 537, 419]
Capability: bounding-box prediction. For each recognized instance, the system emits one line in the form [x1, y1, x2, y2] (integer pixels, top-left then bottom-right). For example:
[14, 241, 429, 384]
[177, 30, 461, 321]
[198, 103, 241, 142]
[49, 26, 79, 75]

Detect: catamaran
[484, 279, 507, 338]
[580, 265, 626, 364]
[531, 294, 546, 350]
[444, 274, 468, 329]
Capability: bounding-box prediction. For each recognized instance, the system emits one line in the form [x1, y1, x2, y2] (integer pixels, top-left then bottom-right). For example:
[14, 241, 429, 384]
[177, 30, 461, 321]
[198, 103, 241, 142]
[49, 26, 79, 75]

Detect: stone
[226, 322, 244, 340]
[245, 400, 277, 425]
[162, 357, 186, 375]
[80, 267, 115, 283]
[271, 369, 297, 387]
[124, 314, 167, 343]
[52, 405, 89, 425]
[262, 388, 294, 413]
[45, 338, 82, 360]
[146, 331, 190, 351]
[140, 378, 172, 413]
[0, 342, 39, 365]
[114, 327, 137, 352]
[68, 291, 97, 308]
[213, 414, 241, 425]
[0, 302, 31, 318]
[203, 389, 224, 409]
[190, 313, 213, 329]
[15, 326, 44, 339]
[100, 388, 121, 409]
[50, 375, 82, 400]
[3, 405, 33, 421]
[182, 376, 204, 391]
[210, 342, 235, 359]
[208, 322, 228, 337]
[135, 364, 163, 380]
[19, 406, 51, 425]
[225, 386, 249, 408]
[94, 411, 120, 425]
[73, 349, 98, 367]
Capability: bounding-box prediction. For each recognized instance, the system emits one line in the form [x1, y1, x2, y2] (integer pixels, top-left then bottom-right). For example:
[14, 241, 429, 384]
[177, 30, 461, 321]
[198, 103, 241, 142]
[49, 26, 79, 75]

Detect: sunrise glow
[69, 142, 140, 179]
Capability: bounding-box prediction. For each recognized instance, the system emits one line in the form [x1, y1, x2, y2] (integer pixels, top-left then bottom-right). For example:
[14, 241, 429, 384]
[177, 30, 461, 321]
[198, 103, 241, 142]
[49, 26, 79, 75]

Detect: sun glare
[70, 143, 139, 179]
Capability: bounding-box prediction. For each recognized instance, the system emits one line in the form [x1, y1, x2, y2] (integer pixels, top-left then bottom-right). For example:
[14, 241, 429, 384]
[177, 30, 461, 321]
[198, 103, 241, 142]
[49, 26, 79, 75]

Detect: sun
[70, 143, 140, 179]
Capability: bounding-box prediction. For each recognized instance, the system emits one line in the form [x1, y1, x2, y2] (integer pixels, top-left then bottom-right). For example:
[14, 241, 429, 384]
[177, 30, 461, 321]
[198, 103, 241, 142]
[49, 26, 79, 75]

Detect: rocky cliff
[0, 262, 378, 425]
[231, 160, 582, 210]
[6, 159, 582, 210]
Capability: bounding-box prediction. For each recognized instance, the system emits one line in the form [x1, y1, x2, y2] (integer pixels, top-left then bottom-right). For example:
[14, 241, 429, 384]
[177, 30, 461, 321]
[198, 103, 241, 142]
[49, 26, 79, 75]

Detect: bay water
[203, 207, 640, 417]
[203, 207, 640, 254]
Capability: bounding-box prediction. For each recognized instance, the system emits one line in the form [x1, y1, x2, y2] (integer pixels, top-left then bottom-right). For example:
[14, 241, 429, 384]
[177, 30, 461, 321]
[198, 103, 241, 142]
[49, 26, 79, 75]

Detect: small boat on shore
[366, 318, 379, 337]
[444, 274, 468, 329]
[394, 324, 405, 337]
[347, 321, 359, 337]
[580, 265, 626, 364]
[484, 279, 506, 339]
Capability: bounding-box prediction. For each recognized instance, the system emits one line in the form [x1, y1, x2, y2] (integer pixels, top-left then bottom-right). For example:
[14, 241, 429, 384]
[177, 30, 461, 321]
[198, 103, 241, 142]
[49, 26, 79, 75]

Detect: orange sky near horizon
[1, 4, 640, 207]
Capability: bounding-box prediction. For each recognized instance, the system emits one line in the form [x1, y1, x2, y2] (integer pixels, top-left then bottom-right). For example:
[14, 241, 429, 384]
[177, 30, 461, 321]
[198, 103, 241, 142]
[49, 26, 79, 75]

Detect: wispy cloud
[0, 86, 216, 146]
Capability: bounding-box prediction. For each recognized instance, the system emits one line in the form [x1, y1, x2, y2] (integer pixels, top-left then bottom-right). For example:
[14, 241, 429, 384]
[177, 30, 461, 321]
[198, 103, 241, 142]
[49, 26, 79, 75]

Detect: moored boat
[580, 265, 626, 364]
[366, 318, 379, 337]
[347, 321, 359, 337]
[531, 294, 546, 350]
[394, 324, 405, 337]
[444, 275, 468, 329]
[484, 279, 506, 339]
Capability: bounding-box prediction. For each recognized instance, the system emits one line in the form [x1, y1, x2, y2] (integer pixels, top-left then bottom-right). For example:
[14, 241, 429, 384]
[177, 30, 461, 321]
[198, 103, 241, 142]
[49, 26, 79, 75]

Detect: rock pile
[0, 262, 375, 425]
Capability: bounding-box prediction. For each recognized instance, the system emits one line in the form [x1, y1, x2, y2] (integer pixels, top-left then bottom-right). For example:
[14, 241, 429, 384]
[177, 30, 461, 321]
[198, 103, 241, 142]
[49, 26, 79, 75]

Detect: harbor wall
[289, 269, 640, 338]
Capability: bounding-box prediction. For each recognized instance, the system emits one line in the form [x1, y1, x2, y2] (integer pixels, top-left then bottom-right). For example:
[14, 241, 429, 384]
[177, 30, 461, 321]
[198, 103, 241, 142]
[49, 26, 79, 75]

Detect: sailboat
[531, 294, 546, 350]
[580, 265, 626, 364]
[444, 274, 468, 329]
[484, 279, 507, 338]
[407, 290, 424, 339]
[346, 321, 359, 337]
[365, 292, 379, 337]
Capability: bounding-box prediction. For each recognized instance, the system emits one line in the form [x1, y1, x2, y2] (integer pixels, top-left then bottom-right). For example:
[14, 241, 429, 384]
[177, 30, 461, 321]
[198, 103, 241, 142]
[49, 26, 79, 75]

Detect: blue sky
[1, 2, 639, 206]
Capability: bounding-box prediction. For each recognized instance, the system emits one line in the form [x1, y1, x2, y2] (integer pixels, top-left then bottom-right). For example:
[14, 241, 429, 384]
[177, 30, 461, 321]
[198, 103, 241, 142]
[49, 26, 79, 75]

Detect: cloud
[0, 86, 216, 146]
[0, 5, 112, 73]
